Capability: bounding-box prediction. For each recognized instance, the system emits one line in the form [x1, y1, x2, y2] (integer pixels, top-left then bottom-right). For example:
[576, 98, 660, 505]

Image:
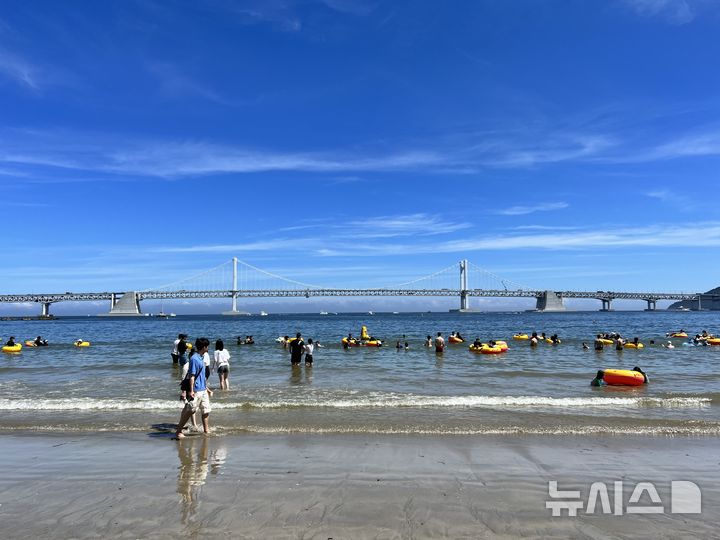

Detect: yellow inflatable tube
[2, 344, 22, 353]
[74, 341, 90, 347]
[707, 338, 720, 346]
[25, 340, 37, 347]
[624, 343, 644, 349]
[512, 334, 529, 340]
[469, 343, 506, 354]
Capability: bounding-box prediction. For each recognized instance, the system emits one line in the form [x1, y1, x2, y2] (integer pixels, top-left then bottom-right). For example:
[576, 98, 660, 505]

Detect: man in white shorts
[176, 337, 212, 438]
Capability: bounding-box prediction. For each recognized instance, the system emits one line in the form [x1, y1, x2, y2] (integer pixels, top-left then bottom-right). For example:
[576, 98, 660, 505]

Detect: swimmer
[590, 370, 606, 386]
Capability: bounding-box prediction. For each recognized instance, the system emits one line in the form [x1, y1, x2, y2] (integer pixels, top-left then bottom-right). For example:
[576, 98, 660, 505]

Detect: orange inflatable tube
[602, 369, 645, 386]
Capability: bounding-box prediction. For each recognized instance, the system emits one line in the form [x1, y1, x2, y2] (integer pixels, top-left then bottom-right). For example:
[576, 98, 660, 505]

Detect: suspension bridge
[0, 258, 714, 317]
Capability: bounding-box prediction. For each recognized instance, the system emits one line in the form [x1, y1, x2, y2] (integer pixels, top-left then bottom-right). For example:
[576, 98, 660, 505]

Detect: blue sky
[2, 0, 720, 313]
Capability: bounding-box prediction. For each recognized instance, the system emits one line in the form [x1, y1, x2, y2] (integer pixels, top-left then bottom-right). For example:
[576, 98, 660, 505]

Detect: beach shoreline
[1, 431, 717, 539]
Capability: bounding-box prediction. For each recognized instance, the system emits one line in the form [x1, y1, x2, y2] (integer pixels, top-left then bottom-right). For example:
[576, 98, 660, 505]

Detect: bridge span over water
[0, 258, 712, 316]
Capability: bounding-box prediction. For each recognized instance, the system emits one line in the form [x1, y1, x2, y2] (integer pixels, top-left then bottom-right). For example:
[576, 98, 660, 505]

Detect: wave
[2, 394, 712, 411]
[3, 424, 720, 437]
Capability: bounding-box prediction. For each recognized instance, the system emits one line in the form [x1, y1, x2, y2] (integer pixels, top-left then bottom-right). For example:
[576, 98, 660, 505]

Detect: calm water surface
[2, 311, 719, 435]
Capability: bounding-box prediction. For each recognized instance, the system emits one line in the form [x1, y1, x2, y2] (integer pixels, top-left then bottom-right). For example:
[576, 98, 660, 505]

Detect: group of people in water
[279, 333, 317, 365]
[236, 335, 255, 345]
[581, 329, 716, 351]
[4, 336, 51, 347]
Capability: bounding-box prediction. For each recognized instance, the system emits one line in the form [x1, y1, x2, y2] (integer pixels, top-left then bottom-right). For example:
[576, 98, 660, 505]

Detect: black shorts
[217, 366, 229, 375]
[171, 353, 179, 363]
[304, 354, 313, 363]
[205, 366, 210, 378]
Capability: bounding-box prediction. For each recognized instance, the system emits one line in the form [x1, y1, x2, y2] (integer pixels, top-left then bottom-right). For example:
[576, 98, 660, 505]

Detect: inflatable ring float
[602, 369, 645, 386]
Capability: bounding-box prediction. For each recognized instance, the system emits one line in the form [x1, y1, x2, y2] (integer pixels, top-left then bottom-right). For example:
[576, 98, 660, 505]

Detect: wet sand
[0, 432, 717, 539]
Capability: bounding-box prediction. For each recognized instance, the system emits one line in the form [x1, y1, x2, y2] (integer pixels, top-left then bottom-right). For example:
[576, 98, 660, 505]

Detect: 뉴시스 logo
[546, 480, 701, 517]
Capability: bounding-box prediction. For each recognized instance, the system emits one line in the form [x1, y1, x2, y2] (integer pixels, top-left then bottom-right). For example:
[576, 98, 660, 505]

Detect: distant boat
[368, 311, 374, 315]
[259, 311, 268, 316]
[320, 311, 329, 315]
[155, 301, 175, 318]
[392, 311, 399, 314]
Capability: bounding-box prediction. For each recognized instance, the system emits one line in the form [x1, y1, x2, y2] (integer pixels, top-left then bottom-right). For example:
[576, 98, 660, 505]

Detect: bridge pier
[535, 291, 565, 312]
[106, 292, 142, 316]
[40, 302, 52, 318]
[644, 298, 657, 311]
[599, 298, 613, 311]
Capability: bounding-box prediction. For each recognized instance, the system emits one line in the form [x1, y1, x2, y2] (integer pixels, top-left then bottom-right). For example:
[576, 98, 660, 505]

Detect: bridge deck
[0, 289, 703, 304]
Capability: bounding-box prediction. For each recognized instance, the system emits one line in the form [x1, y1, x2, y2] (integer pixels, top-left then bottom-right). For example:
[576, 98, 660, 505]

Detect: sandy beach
[0, 432, 717, 539]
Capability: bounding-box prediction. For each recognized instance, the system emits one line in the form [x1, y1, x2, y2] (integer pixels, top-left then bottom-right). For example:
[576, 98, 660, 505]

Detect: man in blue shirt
[175, 337, 212, 438]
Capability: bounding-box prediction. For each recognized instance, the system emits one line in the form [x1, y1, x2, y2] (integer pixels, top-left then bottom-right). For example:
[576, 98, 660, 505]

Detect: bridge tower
[223, 257, 250, 315]
[459, 259, 469, 311]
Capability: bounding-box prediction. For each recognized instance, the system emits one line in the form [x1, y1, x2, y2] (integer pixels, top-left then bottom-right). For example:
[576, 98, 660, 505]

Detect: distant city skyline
[2, 1, 720, 314]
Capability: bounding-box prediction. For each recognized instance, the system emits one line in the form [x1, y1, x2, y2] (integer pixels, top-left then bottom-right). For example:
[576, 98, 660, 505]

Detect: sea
[2, 311, 719, 436]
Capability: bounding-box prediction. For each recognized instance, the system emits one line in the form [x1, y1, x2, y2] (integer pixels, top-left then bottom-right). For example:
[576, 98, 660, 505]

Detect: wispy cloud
[346, 214, 471, 238]
[320, 0, 375, 16]
[485, 135, 614, 167]
[147, 63, 240, 106]
[0, 48, 40, 90]
[155, 222, 720, 258]
[645, 189, 698, 211]
[496, 202, 569, 216]
[315, 222, 720, 256]
[622, 131, 720, 162]
[224, 1, 303, 32]
[4, 121, 720, 181]
[153, 238, 315, 254]
[625, 0, 695, 24]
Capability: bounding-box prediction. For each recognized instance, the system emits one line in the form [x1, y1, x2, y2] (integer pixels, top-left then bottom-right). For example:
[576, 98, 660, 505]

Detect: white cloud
[496, 202, 568, 216]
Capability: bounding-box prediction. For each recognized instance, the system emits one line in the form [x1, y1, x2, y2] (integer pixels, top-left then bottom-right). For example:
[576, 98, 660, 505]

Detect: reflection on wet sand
[176, 437, 228, 523]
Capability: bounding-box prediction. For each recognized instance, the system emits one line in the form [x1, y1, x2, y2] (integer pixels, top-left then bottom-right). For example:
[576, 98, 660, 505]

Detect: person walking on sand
[434, 332, 445, 353]
[212, 339, 230, 390]
[176, 338, 213, 438]
[289, 333, 304, 365]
